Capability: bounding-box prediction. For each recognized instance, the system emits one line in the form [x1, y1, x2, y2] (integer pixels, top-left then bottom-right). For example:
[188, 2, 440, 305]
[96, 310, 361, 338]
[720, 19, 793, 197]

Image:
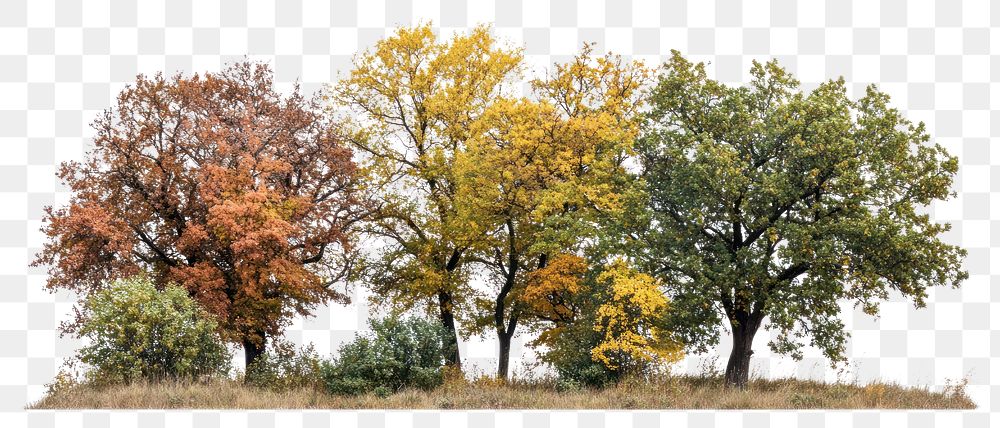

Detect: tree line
[34, 24, 966, 389]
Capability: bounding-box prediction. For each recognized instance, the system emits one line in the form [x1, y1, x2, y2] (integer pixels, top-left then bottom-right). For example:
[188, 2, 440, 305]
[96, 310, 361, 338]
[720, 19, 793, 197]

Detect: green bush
[76, 276, 231, 384]
[321, 317, 449, 396]
[541, 320, 615, 388]
[244, 338, 323, 391]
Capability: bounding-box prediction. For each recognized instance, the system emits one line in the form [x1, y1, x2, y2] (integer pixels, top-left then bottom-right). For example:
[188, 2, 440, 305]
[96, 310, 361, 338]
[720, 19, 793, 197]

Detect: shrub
[244, 338, 322, 391]
[589, 259, 684, 371]
[540, 321, 616, 388]
[321, 317, 448, 396]
[76, 276, 231, 384]
[544, 319, 680, 388]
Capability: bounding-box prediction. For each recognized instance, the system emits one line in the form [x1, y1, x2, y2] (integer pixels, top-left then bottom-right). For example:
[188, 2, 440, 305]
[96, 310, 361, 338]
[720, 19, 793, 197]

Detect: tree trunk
[437, 290, 462, 369]
[493, 220, 522, 381]
[243, 335, 266, 371]
[724, 319, 760, 389]
[495, 307, 519, 380]
[497, 332, 512, 380]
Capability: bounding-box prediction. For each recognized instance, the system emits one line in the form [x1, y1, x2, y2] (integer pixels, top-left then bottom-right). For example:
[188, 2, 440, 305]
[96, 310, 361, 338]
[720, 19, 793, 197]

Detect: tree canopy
[36, 27, 966, 390]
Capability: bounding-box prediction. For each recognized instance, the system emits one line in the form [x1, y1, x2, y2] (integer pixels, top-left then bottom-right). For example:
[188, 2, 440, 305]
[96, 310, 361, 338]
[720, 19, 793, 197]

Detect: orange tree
[331, 24, 522, 368]
[33, 62, 366, 369]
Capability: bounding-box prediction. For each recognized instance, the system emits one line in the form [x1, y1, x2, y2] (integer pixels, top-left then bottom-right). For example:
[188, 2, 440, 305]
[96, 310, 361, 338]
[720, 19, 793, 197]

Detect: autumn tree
[633, 52, 967, 388]
[456, 47, 650, 379]
[34, 62, 365, 369]
[332, 24, 522, 368]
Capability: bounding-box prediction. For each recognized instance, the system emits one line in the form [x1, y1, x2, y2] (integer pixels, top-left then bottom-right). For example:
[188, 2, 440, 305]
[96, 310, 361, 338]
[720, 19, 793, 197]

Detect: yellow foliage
[336, 26, 662, 376]
[470, 374, 509, 388]
[591, 259, 684, 370]
[455, 42, 651, 234]
[332, 23, 524, 308]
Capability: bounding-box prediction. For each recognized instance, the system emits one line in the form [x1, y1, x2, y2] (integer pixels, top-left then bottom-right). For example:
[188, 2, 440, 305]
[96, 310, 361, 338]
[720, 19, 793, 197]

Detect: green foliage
[77, 276, 231, 384]
[321, 317, 449, 396]
[244, 338, 323, 391]
[633, 51, 967, 365]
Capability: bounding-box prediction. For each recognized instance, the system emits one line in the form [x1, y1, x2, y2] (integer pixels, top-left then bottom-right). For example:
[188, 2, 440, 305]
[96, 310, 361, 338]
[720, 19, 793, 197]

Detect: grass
[29, 374, 975, 410]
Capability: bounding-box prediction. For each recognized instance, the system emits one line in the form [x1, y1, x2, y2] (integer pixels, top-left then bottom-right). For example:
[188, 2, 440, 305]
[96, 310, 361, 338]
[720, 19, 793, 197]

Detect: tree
[332, 24, 522, 368]
[455, 47, 649, 378]
[33, 62, 365, 369]
[634, 52, 967, 388]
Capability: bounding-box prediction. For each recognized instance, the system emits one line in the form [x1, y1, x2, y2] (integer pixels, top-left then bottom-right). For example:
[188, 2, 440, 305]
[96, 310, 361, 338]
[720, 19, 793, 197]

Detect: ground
[29, 375, 974, 410]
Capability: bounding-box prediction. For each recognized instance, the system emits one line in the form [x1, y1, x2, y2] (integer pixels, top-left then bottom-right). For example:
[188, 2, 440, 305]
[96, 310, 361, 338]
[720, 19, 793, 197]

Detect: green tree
[76, 276, 231, 384]
[634, 52, 967, 388]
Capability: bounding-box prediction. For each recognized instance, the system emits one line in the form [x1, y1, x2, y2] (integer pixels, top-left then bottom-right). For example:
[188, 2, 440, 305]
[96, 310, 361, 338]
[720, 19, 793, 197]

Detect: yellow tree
[332, 24, 522, 368]
[456, 47, 650, 379]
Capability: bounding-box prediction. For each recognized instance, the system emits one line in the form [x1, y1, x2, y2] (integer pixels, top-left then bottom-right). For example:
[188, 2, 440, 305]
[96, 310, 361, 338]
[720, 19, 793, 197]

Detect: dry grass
[29, 374, 974, 410]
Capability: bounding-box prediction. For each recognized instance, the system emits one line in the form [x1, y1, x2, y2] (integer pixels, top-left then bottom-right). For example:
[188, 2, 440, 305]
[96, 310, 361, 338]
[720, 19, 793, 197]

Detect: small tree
[634, 52, 967, 388]
[77, 276, 230, 384]
[525, 257, 682, 387]
[33, 62, 366, 369]
[590, 259, 684, 372]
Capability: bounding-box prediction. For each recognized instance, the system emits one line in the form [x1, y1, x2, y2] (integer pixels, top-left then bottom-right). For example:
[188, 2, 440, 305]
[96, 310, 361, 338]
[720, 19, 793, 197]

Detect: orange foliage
[521, 254, 588, 324]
